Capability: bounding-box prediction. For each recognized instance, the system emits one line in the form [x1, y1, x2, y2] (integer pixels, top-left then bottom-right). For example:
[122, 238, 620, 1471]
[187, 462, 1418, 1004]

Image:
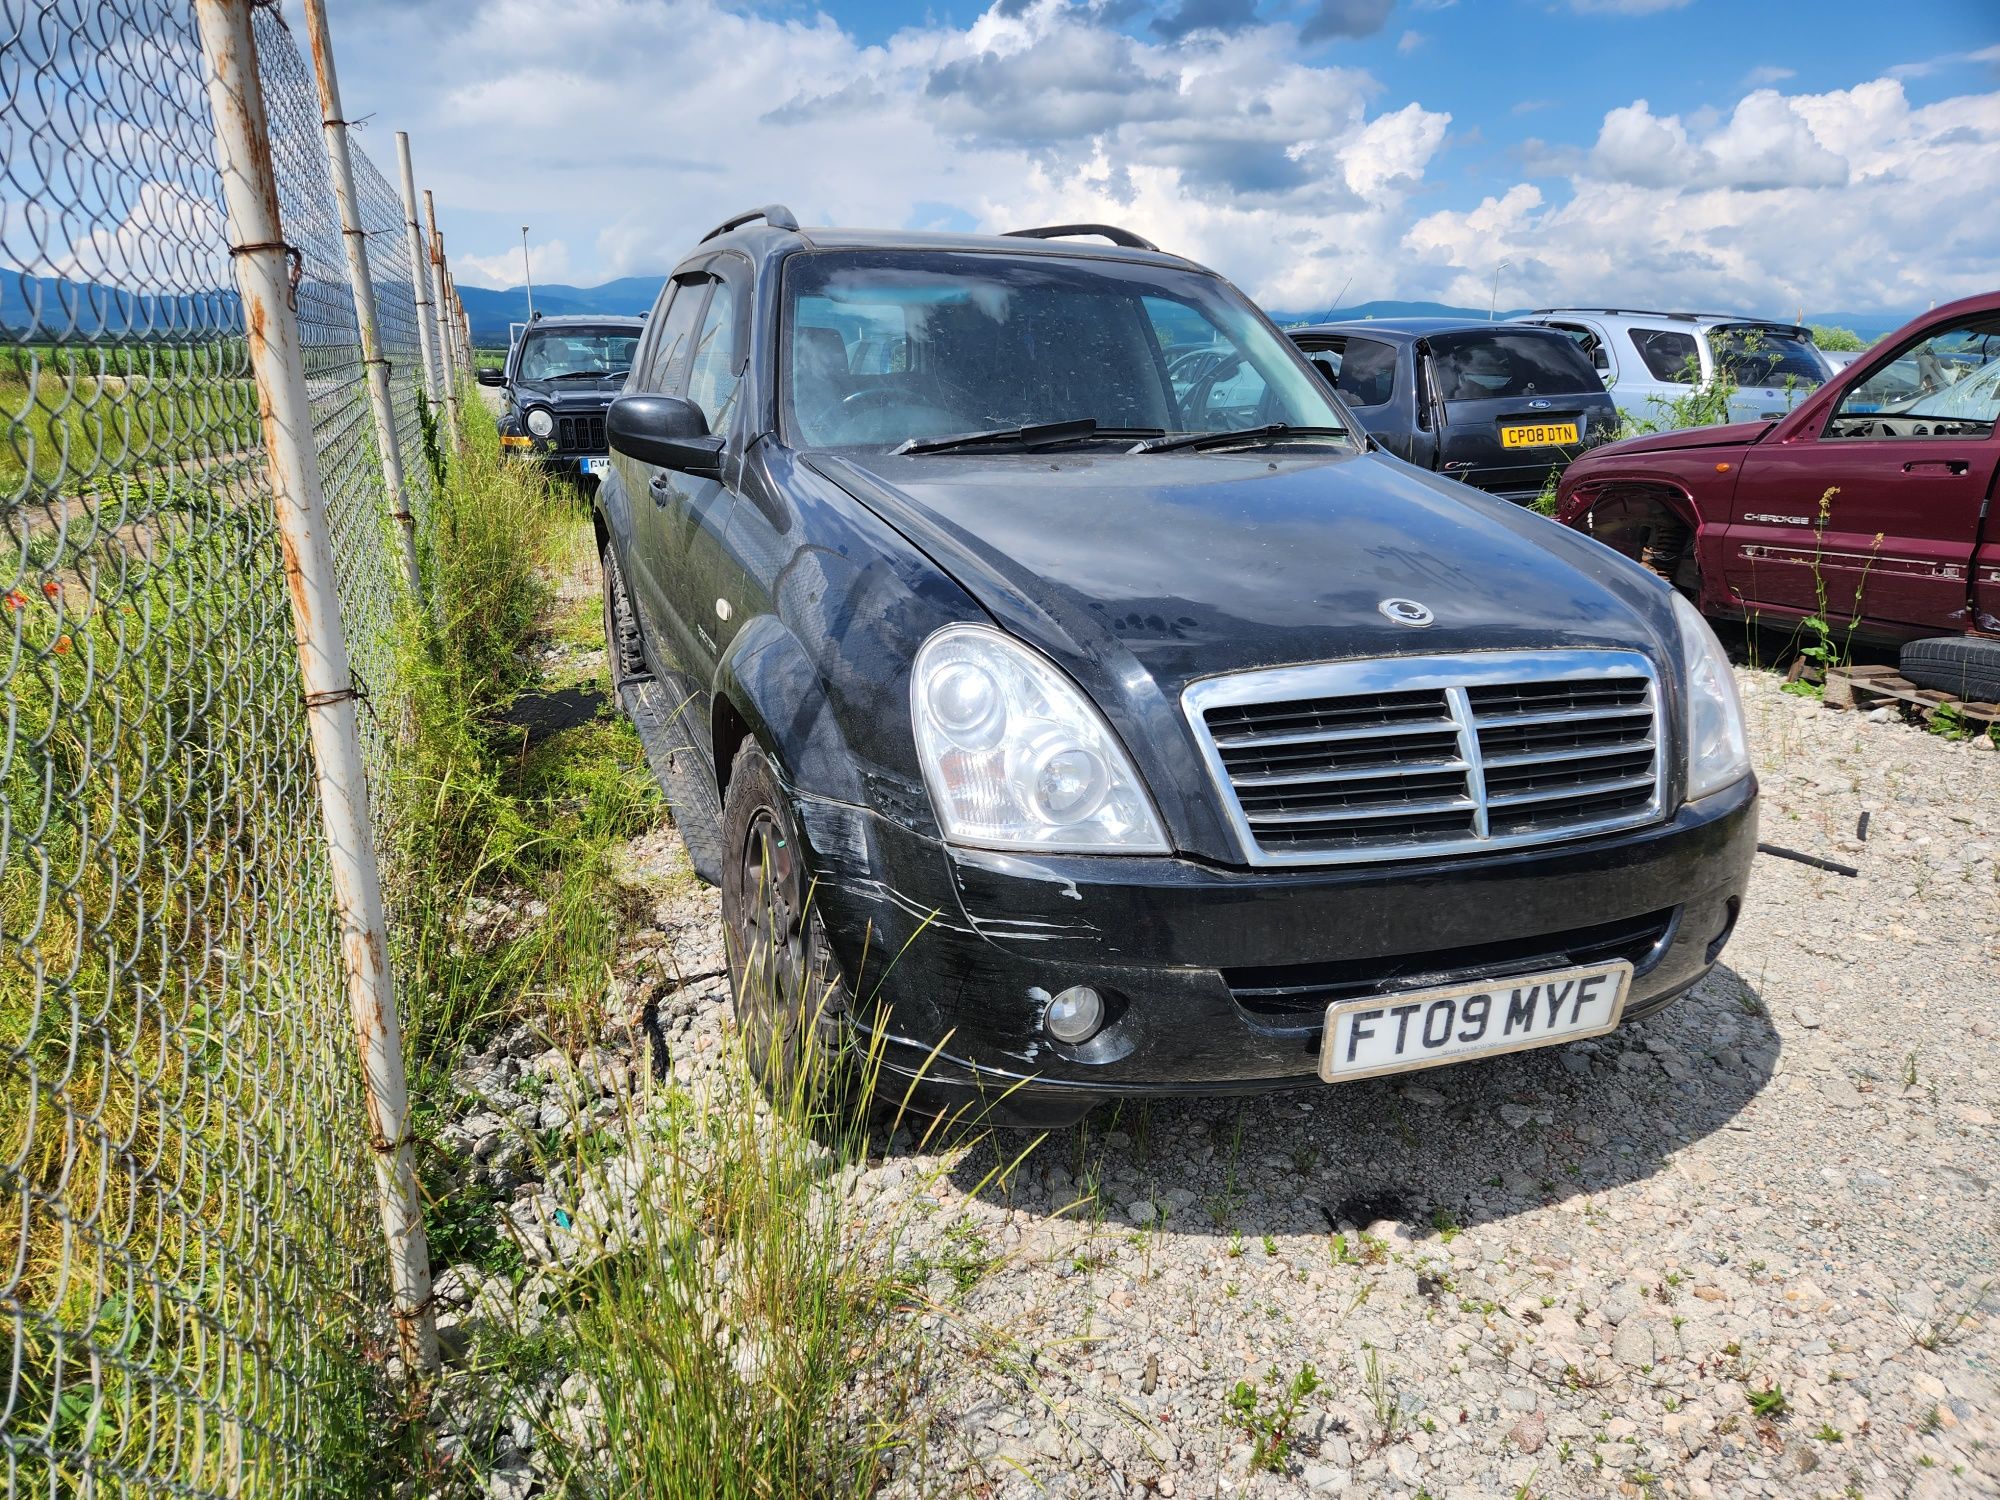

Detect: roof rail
[700, 204, 800, 243]
[1003, 223, 1160, 252]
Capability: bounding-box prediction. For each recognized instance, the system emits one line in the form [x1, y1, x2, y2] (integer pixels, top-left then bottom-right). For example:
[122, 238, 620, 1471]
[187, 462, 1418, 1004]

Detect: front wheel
[720, 739, 855, 1107]
[600, 539, 647, 688]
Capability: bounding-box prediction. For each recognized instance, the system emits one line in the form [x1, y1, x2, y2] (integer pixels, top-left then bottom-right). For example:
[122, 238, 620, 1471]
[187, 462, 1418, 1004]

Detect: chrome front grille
[1184, 651, 1665, 865]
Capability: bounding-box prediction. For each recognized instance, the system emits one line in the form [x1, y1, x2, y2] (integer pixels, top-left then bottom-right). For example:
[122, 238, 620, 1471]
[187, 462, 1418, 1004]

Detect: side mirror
[1592, 348, 1610, 372]
[607, 394, 725, 479]
[476, 367, 507, 387]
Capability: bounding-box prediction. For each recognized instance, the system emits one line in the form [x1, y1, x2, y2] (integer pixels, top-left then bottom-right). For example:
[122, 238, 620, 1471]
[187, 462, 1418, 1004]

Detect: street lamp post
[521, 226, 535, 322]
[1488, 259, 1512, 322]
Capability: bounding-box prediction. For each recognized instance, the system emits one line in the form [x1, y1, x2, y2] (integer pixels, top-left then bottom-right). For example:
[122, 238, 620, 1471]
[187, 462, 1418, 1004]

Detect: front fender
[710, 613, 884, 815]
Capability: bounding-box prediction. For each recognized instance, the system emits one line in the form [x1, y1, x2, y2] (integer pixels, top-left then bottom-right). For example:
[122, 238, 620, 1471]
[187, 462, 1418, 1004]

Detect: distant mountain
[460, 277, 665, 344]
[418, 275, 1928, 351]
[1270, 299, 1911, 339]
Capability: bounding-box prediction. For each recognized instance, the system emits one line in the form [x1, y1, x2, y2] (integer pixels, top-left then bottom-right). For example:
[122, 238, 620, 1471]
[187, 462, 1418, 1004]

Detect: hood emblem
[1379, 598, 1434, 628]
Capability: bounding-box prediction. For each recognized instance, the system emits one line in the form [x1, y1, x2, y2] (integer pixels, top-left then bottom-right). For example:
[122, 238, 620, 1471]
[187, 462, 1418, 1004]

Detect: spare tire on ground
[1898, 636, 2000, 703]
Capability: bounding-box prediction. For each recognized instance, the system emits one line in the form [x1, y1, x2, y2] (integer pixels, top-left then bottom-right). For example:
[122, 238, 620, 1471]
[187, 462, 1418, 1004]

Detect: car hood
[513, 377, 623, 408]
[809, 448, 1676, 698]
[1586, 420, 1771, 459]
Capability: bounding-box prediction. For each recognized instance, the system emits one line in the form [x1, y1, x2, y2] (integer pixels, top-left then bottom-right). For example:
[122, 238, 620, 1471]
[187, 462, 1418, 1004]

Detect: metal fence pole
[300, 0, 422, 599]
[394, 131, 440, 406]
[423, 191, 463, 449]
[192, 0, 439, 1377]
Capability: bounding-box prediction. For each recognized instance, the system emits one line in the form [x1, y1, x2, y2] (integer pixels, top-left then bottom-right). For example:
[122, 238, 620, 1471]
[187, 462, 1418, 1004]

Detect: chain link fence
[2, 1, 461, 1491]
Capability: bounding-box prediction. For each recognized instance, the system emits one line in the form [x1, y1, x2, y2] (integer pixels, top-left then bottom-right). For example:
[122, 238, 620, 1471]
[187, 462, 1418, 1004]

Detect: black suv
[484, 313, 644, 481]
[1289, 319, 1619, 505]
[598, 206, 1757, 1126]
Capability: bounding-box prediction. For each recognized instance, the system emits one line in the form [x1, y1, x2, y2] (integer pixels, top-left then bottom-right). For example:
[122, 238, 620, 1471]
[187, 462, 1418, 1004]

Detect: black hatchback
[1289, 319, 1619, 504]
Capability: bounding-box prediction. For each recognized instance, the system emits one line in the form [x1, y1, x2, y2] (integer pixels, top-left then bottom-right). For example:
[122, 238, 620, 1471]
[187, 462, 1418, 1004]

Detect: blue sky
[304, 0, 2000, 318]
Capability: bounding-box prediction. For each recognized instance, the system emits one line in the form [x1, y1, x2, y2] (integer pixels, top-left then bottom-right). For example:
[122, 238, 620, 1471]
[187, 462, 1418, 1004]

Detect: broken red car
[1552, 290, 2000, 700]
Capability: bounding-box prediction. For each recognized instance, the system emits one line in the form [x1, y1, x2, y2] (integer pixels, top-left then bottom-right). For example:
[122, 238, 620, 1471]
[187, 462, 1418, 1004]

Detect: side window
[685, 280, 741, 430]
[641, 278, 707, 394]
[1333, 337, 1397, 406]
[1551, 322, 1610, 374]
[1629, 329, 1699, 384]
[1827, 316, 2000, 440]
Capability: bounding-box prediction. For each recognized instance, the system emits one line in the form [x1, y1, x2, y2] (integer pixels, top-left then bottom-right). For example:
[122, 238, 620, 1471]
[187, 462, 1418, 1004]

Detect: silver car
[1508, 307, 1830, 431]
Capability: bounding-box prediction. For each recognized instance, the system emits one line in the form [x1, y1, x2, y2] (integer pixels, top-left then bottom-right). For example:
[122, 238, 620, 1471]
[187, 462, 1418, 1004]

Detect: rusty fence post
[394, 131, 440, 407]
[192, 0, 439, 1377]
[423, 190, 463, 450]
[300, 0, 421, 599]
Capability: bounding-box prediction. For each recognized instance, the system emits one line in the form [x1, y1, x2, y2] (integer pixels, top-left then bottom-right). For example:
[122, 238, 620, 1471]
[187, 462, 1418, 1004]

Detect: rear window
[1629, 329, 1699, 383]
[1429, 332, 1599, 401]
[1711, 325, 1825, 388]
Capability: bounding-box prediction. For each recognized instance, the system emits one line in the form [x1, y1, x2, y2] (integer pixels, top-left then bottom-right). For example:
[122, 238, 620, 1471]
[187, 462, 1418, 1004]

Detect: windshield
[515, 326, 639, 382]
[1428, 331, 1600, 400]
[780, 250, 1349, 451]
[1710, 325, 1824, 388]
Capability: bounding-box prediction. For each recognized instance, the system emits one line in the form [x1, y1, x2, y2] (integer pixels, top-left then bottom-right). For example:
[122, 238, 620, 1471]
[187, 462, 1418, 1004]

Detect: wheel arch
[709, 613, 873, 813]
[1560, 477, 1705, 591]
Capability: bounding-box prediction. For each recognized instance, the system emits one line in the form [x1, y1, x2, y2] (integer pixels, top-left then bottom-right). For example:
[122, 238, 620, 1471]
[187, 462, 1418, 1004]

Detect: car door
[1725, 310, 2000, 634]
[618, 274, 707, 659]
[1711, 323, 1826, 427]
[664, 268, 749, 728]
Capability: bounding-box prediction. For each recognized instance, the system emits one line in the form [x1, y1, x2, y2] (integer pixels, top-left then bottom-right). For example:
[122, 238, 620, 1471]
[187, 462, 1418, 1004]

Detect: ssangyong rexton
[595, 206, 1758, 1125]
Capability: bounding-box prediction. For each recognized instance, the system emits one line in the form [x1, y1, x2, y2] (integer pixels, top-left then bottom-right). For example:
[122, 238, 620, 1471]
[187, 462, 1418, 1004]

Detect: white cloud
[456, 237, 574, 291]
[307, 0, 1999, 319]
[1396, 29, 1426, 53]
[1408, 77, 2000, 314]
[1742, 65, 1795, 88]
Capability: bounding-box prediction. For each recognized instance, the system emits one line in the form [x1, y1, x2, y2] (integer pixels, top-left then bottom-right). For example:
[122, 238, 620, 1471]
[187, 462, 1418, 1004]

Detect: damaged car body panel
[596, 208, 1759, 1125]
[1553, 290, 2000, 643]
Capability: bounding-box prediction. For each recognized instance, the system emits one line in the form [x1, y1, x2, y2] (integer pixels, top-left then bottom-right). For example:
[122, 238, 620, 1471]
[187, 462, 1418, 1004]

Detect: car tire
[720, 738, 856, 1107]
[599, 540, 647, 689]
[1898, 636, 2000, 704]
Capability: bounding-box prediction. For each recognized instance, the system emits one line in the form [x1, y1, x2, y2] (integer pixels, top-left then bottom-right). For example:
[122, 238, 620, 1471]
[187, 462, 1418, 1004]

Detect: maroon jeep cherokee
[1553, 290, 2000, 651]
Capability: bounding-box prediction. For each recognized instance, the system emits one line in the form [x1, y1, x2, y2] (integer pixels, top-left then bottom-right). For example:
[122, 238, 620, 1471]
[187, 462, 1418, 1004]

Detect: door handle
[1902, 459, 1969, 475]
[648, 473, 674, 505]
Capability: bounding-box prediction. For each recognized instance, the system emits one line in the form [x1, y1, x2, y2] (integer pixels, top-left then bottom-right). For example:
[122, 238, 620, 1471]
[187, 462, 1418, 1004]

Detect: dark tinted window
[781, 250, 1346, 450]
[1629, 329, 1699, 383]
[1334, 337, 1397, 406]
[1711, 326, 1824, 387]
[1430, 331, 1599, 400]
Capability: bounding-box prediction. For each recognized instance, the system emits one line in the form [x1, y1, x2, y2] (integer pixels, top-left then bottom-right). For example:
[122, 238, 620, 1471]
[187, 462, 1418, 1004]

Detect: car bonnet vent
[1183, 650, 1666, 866]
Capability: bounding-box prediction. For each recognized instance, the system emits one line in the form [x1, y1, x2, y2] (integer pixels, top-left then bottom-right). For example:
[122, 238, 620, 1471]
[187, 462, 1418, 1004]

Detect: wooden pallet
[1821, 663, 2000, 730]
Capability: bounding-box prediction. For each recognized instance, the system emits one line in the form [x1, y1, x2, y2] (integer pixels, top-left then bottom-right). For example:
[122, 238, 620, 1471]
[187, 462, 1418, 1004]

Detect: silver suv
[1508, 308, 1830, 431]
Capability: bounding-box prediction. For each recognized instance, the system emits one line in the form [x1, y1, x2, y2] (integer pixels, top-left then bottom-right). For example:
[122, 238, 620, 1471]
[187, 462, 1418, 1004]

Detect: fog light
[1044, 984, 1104, 1044]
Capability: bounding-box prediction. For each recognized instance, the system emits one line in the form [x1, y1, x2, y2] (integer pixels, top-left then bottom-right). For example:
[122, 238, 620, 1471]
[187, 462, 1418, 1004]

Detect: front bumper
[797, 775, 1757, 1124]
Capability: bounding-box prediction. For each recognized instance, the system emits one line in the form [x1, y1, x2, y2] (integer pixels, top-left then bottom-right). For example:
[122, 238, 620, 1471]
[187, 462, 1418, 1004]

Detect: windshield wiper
[1129, 423, 1351, 454]
[546, 369, 623, 380]
[894, 419, 1165, 456]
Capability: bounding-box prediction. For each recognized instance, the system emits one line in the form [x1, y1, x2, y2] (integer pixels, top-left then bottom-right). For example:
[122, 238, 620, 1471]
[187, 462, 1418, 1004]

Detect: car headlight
[911, 623, 1168, 852]
[1671, 592, 1751, 799]
[525, 407, 554, 438]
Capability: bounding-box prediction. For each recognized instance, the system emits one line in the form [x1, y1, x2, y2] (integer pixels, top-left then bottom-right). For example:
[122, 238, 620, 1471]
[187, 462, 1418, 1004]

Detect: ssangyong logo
[1378, 598, 1434, 627]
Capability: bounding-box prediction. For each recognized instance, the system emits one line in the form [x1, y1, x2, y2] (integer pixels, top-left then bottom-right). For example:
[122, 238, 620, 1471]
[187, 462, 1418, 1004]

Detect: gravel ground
[437, 633, 1998, 1498]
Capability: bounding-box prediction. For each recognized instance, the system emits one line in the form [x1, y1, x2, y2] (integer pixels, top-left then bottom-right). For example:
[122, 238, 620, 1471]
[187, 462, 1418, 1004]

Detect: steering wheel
[815, 387, 961, 445]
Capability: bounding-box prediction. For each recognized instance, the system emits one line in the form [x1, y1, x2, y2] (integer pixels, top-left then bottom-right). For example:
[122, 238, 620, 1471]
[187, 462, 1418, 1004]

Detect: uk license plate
[579, 457, 611, 477]
[1318, 961, 1632, 1083]
[1500, 422, 1579, 449]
